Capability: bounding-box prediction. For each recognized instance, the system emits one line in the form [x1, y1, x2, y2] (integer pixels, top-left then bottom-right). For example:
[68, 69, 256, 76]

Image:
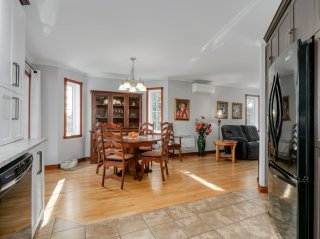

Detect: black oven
[0, 153, 33, 239]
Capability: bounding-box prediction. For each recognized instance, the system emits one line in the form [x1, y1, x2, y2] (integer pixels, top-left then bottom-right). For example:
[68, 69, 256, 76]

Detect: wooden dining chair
[98, 123, 135, 189]
[138, 122, 155, 152]
[95, 123, 104, 174]
[168, 126, 182, 162]
[138, 124, 171, 181]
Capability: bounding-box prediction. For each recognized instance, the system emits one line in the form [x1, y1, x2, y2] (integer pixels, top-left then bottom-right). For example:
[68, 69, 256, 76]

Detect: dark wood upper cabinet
[271, 32, 279, 62]
[278, 8, 292, 54]
[302, 0, 315, 40]
[316, 0, 320, 32]
[266, 40, 272, 70]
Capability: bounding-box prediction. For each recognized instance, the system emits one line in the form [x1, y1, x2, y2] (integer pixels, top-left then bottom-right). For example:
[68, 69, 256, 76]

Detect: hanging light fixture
[118, 57, 146, 92]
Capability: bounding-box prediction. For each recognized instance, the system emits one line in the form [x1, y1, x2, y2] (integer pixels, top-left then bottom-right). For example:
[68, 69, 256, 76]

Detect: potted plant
[195, 116, 212, 156]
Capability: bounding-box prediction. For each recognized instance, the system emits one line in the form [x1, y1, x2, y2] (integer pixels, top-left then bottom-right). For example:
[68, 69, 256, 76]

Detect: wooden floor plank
[44, 155, 258, 224]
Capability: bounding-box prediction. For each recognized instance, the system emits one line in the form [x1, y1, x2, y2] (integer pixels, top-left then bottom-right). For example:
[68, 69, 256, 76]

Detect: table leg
[231, 145, 236, 163]
[216, 145, 219, 162]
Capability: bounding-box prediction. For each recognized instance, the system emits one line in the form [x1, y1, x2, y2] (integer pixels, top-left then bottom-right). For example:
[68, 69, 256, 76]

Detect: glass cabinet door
[112, 96, 125, 127]
[95, 95, 109, 125]
[128, 96, 140, 129]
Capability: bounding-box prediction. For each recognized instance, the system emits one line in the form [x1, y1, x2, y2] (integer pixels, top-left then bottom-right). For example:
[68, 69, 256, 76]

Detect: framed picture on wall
[283, 96, 290, 121]
[232, 102, 243, 119]
[175, 98, 190, 121]
[217, 101, 228, 119]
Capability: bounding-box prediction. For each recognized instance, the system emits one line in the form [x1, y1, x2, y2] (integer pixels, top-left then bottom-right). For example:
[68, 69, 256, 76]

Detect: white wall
[167, 80, 259, 152]
[39, 67, 260, 163]
[39, 65, 87, 165]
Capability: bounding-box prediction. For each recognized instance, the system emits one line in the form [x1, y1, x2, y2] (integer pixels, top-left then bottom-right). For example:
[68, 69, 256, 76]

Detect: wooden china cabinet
[90, 90, 142, 163]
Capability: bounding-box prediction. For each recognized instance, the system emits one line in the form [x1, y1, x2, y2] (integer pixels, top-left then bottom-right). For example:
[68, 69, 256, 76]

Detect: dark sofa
[221, 125, 259, 160]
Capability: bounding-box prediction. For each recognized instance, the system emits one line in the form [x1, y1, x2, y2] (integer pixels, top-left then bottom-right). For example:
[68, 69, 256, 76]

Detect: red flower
[201, 116, 205, 119]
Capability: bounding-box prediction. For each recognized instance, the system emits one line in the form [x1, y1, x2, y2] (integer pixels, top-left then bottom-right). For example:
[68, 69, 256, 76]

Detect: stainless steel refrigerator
[267, 39, 314, 239]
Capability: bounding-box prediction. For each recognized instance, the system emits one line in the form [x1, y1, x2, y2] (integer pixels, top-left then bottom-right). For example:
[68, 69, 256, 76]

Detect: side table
[214, 140, 238, 163]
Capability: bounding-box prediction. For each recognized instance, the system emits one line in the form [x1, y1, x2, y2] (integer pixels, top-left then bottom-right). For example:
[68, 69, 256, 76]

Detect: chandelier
[118, 57, 146, 92]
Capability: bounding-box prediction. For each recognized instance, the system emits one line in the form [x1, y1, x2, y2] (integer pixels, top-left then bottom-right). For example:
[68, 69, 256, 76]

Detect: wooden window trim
[64, 78, 83, 139]
[245, 94, 260, 130]
[146, 87, 163, 132]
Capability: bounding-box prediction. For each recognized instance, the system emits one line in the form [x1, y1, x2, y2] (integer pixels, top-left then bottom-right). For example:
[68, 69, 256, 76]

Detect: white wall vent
[192, 83, 216, 94]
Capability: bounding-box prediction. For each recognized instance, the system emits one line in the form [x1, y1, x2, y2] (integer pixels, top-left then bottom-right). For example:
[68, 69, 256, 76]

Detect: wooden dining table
[120, 135, 162, 178]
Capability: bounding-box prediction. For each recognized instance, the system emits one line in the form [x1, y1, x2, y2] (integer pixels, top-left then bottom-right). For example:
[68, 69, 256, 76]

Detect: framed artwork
[217, 101, 228, 119]
[283, 96, 290, 121]
[232, 102, 243, 119]
[175, 98, 190, 121]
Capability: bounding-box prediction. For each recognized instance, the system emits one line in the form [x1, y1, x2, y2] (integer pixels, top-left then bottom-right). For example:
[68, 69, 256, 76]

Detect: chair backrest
[139, 122, 154, 135]
[95, 123, 105, 162]
[161, 122, 171, 136]
[99, 123, 126, 162]
[169, 125, 175, 144]
[160, 123, 172, 156]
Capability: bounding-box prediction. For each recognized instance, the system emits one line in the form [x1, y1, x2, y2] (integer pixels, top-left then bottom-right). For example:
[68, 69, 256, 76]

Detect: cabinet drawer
[0, 87, 24, 146]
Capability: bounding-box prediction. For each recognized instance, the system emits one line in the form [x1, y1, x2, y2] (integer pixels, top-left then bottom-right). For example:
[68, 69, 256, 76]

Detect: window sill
[63, 135, 82, 139]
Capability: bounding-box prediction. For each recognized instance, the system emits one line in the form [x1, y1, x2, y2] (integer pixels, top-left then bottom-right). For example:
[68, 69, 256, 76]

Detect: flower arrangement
[195, 116, 212, 136]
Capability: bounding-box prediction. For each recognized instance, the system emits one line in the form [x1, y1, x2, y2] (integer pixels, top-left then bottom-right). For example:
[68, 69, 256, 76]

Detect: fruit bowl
[128, 132, 138, 138]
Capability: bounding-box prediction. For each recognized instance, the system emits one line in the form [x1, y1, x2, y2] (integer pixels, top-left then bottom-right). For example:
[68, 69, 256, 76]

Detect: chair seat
[140, 150, 162, 157]
[106, 154, 134, 161]
[169, 143, 181, 147]
[139, 146, 152, 151]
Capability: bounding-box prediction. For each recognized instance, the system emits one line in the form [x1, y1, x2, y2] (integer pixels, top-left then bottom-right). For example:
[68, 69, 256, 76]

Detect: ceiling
[25, 0, 281, 88]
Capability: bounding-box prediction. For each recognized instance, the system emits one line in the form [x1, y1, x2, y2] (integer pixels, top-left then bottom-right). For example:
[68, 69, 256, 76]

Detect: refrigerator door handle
[268, 75, 277, 150]
[275, 73, 283, 146]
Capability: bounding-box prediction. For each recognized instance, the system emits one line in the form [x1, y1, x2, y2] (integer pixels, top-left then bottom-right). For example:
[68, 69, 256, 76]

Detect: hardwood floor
[44, 155, 258, 225]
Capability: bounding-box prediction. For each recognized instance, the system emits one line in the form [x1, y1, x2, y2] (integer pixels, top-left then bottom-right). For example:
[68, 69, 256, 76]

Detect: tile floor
[35, 189, 281, 239]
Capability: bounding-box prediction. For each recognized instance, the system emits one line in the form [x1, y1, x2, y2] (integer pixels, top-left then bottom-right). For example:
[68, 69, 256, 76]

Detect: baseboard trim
[45, 157, 91, 171]
[258, 183, 268, 194]
[179, 150, 219, 157]
[45, 164, 60, 170]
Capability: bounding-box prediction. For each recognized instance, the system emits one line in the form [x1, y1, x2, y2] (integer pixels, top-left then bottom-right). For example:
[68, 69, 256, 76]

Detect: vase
[197, 133, 206, 156]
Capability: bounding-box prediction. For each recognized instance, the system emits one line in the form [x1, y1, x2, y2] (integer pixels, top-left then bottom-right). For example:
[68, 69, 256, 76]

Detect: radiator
[175, 135, 196, 151]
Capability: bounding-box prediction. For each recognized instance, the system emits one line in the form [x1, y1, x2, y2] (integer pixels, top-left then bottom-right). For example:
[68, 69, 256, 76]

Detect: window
[245, 94, 260, 130]
[146, 87, 163, 133]
[64, 78, 82, 138]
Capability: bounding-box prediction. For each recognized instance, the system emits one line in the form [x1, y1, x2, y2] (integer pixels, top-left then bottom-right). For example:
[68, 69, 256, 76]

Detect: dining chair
[138, 124, 171, 181]
[138, 122, 155, 152]
[98, 123, 135, 189]
[95, 123, 104, 174]
[168, 126, 182, 162]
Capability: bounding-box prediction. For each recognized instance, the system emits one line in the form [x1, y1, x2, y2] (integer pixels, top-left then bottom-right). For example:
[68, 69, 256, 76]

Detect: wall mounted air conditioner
[192, 83, 216, 94]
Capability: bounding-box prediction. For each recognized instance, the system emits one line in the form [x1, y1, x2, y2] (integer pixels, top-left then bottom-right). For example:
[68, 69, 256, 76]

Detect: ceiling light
[129, 86, 137, 92]
[119, 57, 146, 93]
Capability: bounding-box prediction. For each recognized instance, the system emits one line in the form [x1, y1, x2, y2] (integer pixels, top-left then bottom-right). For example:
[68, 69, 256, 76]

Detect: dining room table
[119, 134, 162, 179]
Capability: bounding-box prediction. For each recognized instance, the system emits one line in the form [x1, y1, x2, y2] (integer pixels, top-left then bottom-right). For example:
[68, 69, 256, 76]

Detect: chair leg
[96, 159, 100, 174]
[139, 161, 145, 181]
[121, 165, 125, 189]
[160, 161, 165, 181]
[101, 166, 106, 187]
[165, 159, 169, 175]
[179, 147, 182, 162]
[172, 149, 175, 158]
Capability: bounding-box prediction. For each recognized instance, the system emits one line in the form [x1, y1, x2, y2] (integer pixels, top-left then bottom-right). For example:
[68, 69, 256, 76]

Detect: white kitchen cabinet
[11, 93, 23, 141]
[0, 87, 24, 146]
[0, 87, 12, 145]
[31, 143, 45, 237]
[0, 0, 25, 95]
[0, 0, 13, 88]
[12, 0, 25, 95]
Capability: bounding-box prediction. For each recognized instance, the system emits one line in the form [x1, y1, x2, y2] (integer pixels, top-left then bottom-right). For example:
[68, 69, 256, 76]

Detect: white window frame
[64, 78, 82, 139]
[245, 94, 260, 130]
[146, 87, 163, 133]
